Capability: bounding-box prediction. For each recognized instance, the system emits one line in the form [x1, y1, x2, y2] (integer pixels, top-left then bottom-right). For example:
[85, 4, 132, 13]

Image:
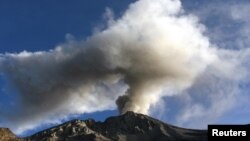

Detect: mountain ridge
[0, 128, 23, 141]
[1, 111, 207, 141]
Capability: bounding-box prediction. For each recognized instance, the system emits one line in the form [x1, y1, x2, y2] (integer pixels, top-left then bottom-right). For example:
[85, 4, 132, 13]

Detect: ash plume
[0, 0, 249, 134]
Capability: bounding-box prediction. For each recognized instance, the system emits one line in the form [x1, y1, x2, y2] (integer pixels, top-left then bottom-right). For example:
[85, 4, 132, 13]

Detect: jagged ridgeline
[0, 112, 207, 141]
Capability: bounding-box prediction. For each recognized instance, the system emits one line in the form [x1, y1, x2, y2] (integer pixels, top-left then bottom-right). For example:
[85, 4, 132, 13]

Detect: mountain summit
[1, 111, 207, 141]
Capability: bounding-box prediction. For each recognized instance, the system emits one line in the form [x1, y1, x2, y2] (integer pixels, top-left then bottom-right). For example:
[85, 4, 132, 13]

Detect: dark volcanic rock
[24, 111, 207, 141]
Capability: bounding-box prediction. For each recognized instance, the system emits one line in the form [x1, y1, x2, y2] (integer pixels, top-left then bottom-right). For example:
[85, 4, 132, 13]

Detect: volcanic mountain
[0, 111, 207, 141]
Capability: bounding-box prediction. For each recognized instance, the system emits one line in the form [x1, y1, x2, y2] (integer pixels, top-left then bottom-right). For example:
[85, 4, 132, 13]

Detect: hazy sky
[0, 0, 250, 137]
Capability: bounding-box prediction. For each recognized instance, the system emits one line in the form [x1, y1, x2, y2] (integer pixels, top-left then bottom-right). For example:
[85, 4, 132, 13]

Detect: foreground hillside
[0, 128, 23, 141]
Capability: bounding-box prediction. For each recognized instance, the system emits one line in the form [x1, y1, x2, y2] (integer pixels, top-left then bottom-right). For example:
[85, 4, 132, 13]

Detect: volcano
[1, 111, 207, 141]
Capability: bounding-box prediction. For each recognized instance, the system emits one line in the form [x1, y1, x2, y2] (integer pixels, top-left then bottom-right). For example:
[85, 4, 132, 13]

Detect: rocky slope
[0, 128, 23, 141]
[1, 111, 207, 141]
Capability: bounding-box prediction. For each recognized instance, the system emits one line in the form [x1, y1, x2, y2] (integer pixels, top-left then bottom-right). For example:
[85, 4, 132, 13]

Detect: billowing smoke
[0, 0, 249, 134]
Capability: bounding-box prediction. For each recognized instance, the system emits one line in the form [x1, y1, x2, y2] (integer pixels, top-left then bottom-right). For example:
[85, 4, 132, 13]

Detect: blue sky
[0, 0, 134, 53]
[0, 0, 250, 137]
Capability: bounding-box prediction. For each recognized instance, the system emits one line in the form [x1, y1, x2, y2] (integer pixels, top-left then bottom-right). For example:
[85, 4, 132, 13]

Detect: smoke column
[0, 0, 248, 134]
